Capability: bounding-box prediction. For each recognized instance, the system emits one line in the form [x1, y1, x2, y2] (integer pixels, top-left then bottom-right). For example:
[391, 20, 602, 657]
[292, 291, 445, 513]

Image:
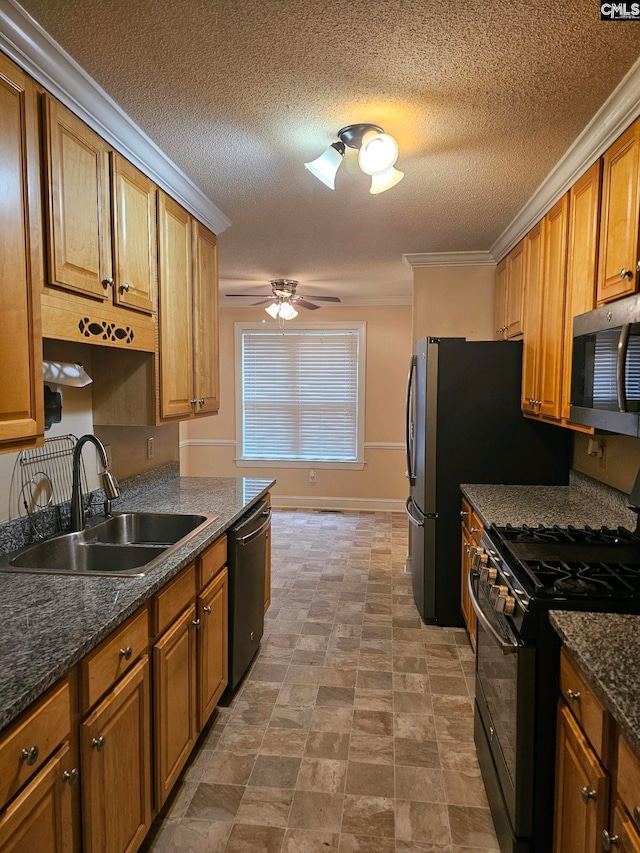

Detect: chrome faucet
[70, 435, 120, 532]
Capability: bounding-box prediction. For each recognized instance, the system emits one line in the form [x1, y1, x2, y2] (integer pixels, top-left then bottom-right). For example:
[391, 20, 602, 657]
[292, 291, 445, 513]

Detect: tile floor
[142, 509, 500, 852]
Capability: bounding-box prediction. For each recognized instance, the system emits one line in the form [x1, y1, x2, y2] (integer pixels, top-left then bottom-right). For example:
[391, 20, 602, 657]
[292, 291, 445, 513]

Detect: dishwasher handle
[238, 508, 272, 545]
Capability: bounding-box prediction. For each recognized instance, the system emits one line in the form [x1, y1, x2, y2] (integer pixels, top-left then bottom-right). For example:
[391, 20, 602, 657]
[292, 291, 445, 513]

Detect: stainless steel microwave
[571, 293, 640, 436]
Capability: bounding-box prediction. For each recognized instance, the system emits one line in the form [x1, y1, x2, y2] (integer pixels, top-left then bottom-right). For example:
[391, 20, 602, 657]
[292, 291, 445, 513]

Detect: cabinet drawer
[80, 607, 149, 712]
[0, 680, 70, 810]
[612, 799, 640, 852]
[198, 536, 226, 590]
[560, 647, 610, 757]
[153, 563, 196, 636]
[617, 734, 640, 831]
[461, 498, 483, 541]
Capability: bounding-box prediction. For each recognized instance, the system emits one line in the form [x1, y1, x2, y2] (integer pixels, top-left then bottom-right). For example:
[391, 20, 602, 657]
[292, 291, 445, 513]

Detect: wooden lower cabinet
[0, 743, 75, 853]
[554, 702, 609, 853]
[153, 604, 198, 809]
[610, 800, 640, 852]
[80, 657, 152, 853]
[198, 569, 228, 730]
[460, 498, 482, 651]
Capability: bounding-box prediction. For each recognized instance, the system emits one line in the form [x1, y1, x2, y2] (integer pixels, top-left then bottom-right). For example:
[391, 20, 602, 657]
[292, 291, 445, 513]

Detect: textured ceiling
[18, 0, 640, 301]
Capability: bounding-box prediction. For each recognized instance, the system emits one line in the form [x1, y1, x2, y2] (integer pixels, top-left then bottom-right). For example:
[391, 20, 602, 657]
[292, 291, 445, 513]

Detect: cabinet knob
[203, 605, 212, 614]
[470, 526, 480, 533]
[19, 746, 39, 766]
[190, 399, 197, 407]
[91, 736, 106, 751]
[602, 829, 620, 850]
[198, 398, 205, 406]
[620, 268, 633, 280]
[566, 688, 581, 702]
[634, 805, 640, 825]
[120, 282, 130, 293]
[460, 510, 468, 517]
[581, 786, 597, 803]
[193, 619, 201, 628]
[62, 768, 79, 785]
[119, 646, 133, 660]
[102, 277, 114, 288]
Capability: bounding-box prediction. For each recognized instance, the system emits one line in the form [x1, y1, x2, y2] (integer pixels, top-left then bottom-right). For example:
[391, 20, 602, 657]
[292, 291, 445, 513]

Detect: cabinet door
[80, 657, 151, 853]
[505, 239, 525, 339]
[494, 258, 507, 339]
[553, 703, 609, 853]
[598, 119, 640, 304]
[43, 95, 112, 301]
[0, 55, 44, 449]
[610, 801, 640, 853]
[562, 160, 602, 422]
[153, 604, 197, 809]
[0, 743, 75, 853]
[538, 195, 569, 421]
[192, 221, 220, 414]
[111, 153, 157, 315]
[460, 524, 476, 651]
[521, 220, 544, 413]
[158, 192, 194, 418]
[198, 569, 228, 729]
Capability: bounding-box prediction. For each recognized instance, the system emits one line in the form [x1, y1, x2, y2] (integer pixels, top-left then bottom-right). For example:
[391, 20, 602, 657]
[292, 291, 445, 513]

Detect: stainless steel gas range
[468, 522, 640, 853]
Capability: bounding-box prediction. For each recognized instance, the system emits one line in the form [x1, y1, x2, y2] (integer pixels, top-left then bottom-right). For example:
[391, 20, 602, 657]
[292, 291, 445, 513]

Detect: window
[235, 323, 366, 468]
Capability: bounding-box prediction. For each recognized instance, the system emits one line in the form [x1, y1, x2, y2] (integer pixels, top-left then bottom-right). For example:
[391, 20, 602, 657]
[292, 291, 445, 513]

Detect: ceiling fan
[224, 279, 341, 314]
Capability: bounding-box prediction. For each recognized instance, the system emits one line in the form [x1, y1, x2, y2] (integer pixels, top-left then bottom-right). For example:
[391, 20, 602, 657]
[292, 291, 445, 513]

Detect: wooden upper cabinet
[598, 119, 640, 304]
[538, 194, 569, 420]
[43, 94, 112, 301]
[521, 220, 544, 413]
[0, 54, 44, 451]
[505, 239, 525, 339]
[562, 160, 602, 422]
[192, 221, 220, 414]
[111, 153, 157, 314]
[494, 258, 508, 338]
[158, 192, 194, 419]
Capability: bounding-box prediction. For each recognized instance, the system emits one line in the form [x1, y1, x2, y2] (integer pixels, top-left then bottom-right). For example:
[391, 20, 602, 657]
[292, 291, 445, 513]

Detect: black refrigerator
[405, 337, 571, 626]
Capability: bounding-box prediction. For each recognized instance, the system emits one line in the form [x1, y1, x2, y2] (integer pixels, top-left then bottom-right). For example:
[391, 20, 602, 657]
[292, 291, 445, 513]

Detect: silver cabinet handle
[581, 786, 597, 803]
[566, 688, 581, 702]
[620, 268, 633, 280]
[102, 277, 114, 287]
[634, 805, 640, 825]
[120, 282, 130, 292]
[62, 768, 78, 785]
[119, 646, 132, 660]
[91, 736, 106, 751]
[203, 605, 212, 614]
[198, 398, 205, 406]
[460, 510, 468, 517]
[602, 829, 620, 850]
[20, 746, 39, 766]
[193, 619, 201, 627]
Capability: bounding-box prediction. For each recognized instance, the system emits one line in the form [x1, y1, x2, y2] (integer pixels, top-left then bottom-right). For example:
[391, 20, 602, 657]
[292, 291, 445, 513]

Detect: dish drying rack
[17, 434, 89, 540]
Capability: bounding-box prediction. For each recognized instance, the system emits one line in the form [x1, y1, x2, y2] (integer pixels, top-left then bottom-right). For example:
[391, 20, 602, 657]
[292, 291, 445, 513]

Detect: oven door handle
[467, 570, 520, 656]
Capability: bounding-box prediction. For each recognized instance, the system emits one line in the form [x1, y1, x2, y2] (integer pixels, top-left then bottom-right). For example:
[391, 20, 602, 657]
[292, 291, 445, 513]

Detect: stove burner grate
[499, 523, 639, 546]
[519, 559, 640, 599]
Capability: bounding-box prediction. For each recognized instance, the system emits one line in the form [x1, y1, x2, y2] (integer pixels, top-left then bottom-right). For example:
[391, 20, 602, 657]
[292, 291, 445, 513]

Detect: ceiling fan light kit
[305, 123, 403, 194]
[225, 279, 341, 321]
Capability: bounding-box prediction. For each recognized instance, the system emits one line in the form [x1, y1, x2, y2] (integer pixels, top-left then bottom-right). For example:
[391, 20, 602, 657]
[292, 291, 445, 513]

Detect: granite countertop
[549, 611, 640, 755]
[460, 472, 637, 530]
[0, 467, 274, 731]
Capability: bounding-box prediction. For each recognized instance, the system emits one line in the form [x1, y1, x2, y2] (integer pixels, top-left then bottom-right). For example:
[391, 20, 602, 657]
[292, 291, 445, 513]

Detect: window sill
[235, 459, 365, 470]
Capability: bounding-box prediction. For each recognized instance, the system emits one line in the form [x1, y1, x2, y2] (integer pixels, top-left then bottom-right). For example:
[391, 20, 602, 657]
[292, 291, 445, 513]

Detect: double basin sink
[0, 512, 218, 578]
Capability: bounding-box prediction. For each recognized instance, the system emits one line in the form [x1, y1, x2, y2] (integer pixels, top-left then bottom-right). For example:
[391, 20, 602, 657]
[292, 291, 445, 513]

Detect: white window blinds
[240, 328, 362, 462]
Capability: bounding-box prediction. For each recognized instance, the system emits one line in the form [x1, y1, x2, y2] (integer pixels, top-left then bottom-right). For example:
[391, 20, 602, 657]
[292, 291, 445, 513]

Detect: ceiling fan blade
[296, 299, 320, 310]
[303, 295, 341, 302]
[224, 293, 272, 297]
[251, 299, 274, 306]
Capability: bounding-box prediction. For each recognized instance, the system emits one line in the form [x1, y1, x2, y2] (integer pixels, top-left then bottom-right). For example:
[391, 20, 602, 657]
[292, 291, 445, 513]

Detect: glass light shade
[358, 132, 399, 176]
[369, 166, 404, 195]
[278, 302, 298, 320]
[304, 143, 344, 190]
[265, 302, 280, 319]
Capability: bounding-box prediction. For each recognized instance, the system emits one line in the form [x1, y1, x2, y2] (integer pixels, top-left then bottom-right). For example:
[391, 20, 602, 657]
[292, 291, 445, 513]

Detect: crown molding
[402, 251, 495, 268]
[491, 54, 640, 261]
[0, 0, 231, 235]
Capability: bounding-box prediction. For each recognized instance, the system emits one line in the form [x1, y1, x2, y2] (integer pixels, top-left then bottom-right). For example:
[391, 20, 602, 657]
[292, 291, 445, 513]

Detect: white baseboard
[270, 495, 406, 513]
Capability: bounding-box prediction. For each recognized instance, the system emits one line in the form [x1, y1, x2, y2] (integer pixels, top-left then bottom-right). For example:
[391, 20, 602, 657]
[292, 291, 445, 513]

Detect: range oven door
[469, 571, 536, 850]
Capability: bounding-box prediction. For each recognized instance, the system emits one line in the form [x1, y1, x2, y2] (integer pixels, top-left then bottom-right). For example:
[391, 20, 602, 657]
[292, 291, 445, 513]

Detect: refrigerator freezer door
[406, 495, 437, 623]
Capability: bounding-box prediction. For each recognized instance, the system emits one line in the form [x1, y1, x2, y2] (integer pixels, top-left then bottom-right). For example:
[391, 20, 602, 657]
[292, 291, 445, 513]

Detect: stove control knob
[495, 593, 516, 615]
[480, 567, 498, 584]
[489, 584, 508, 603]
[471, 550, 489, 569]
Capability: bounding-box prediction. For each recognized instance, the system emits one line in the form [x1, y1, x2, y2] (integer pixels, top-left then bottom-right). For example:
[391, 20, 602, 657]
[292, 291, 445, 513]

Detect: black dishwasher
[225, 499, 271, 692]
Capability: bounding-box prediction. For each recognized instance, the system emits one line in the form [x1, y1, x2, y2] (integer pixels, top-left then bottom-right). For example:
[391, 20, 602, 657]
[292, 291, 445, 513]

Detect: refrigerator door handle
[405, 355, 417, 486]
[405, 497, 437, 527]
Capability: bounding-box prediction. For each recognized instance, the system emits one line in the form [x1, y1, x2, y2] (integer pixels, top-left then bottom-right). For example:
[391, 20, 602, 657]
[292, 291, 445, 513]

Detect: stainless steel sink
[0, 511, 218, 578]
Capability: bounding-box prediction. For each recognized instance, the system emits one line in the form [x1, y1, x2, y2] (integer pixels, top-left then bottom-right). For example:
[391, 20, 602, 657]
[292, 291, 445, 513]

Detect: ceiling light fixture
[265, 300, 298, 320]
[305, 123, 404, 194]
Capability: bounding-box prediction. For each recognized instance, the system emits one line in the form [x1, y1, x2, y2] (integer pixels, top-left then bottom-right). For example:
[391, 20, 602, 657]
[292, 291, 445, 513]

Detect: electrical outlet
[147, 437, 154, 460]
[309, 469, 316, 483]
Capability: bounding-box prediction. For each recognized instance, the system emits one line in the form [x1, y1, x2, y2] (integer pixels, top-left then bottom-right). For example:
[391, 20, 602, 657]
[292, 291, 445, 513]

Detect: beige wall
[180, 304, 413, 509]
[412, 264, 496, 342]
[573, 432, 640, 495]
